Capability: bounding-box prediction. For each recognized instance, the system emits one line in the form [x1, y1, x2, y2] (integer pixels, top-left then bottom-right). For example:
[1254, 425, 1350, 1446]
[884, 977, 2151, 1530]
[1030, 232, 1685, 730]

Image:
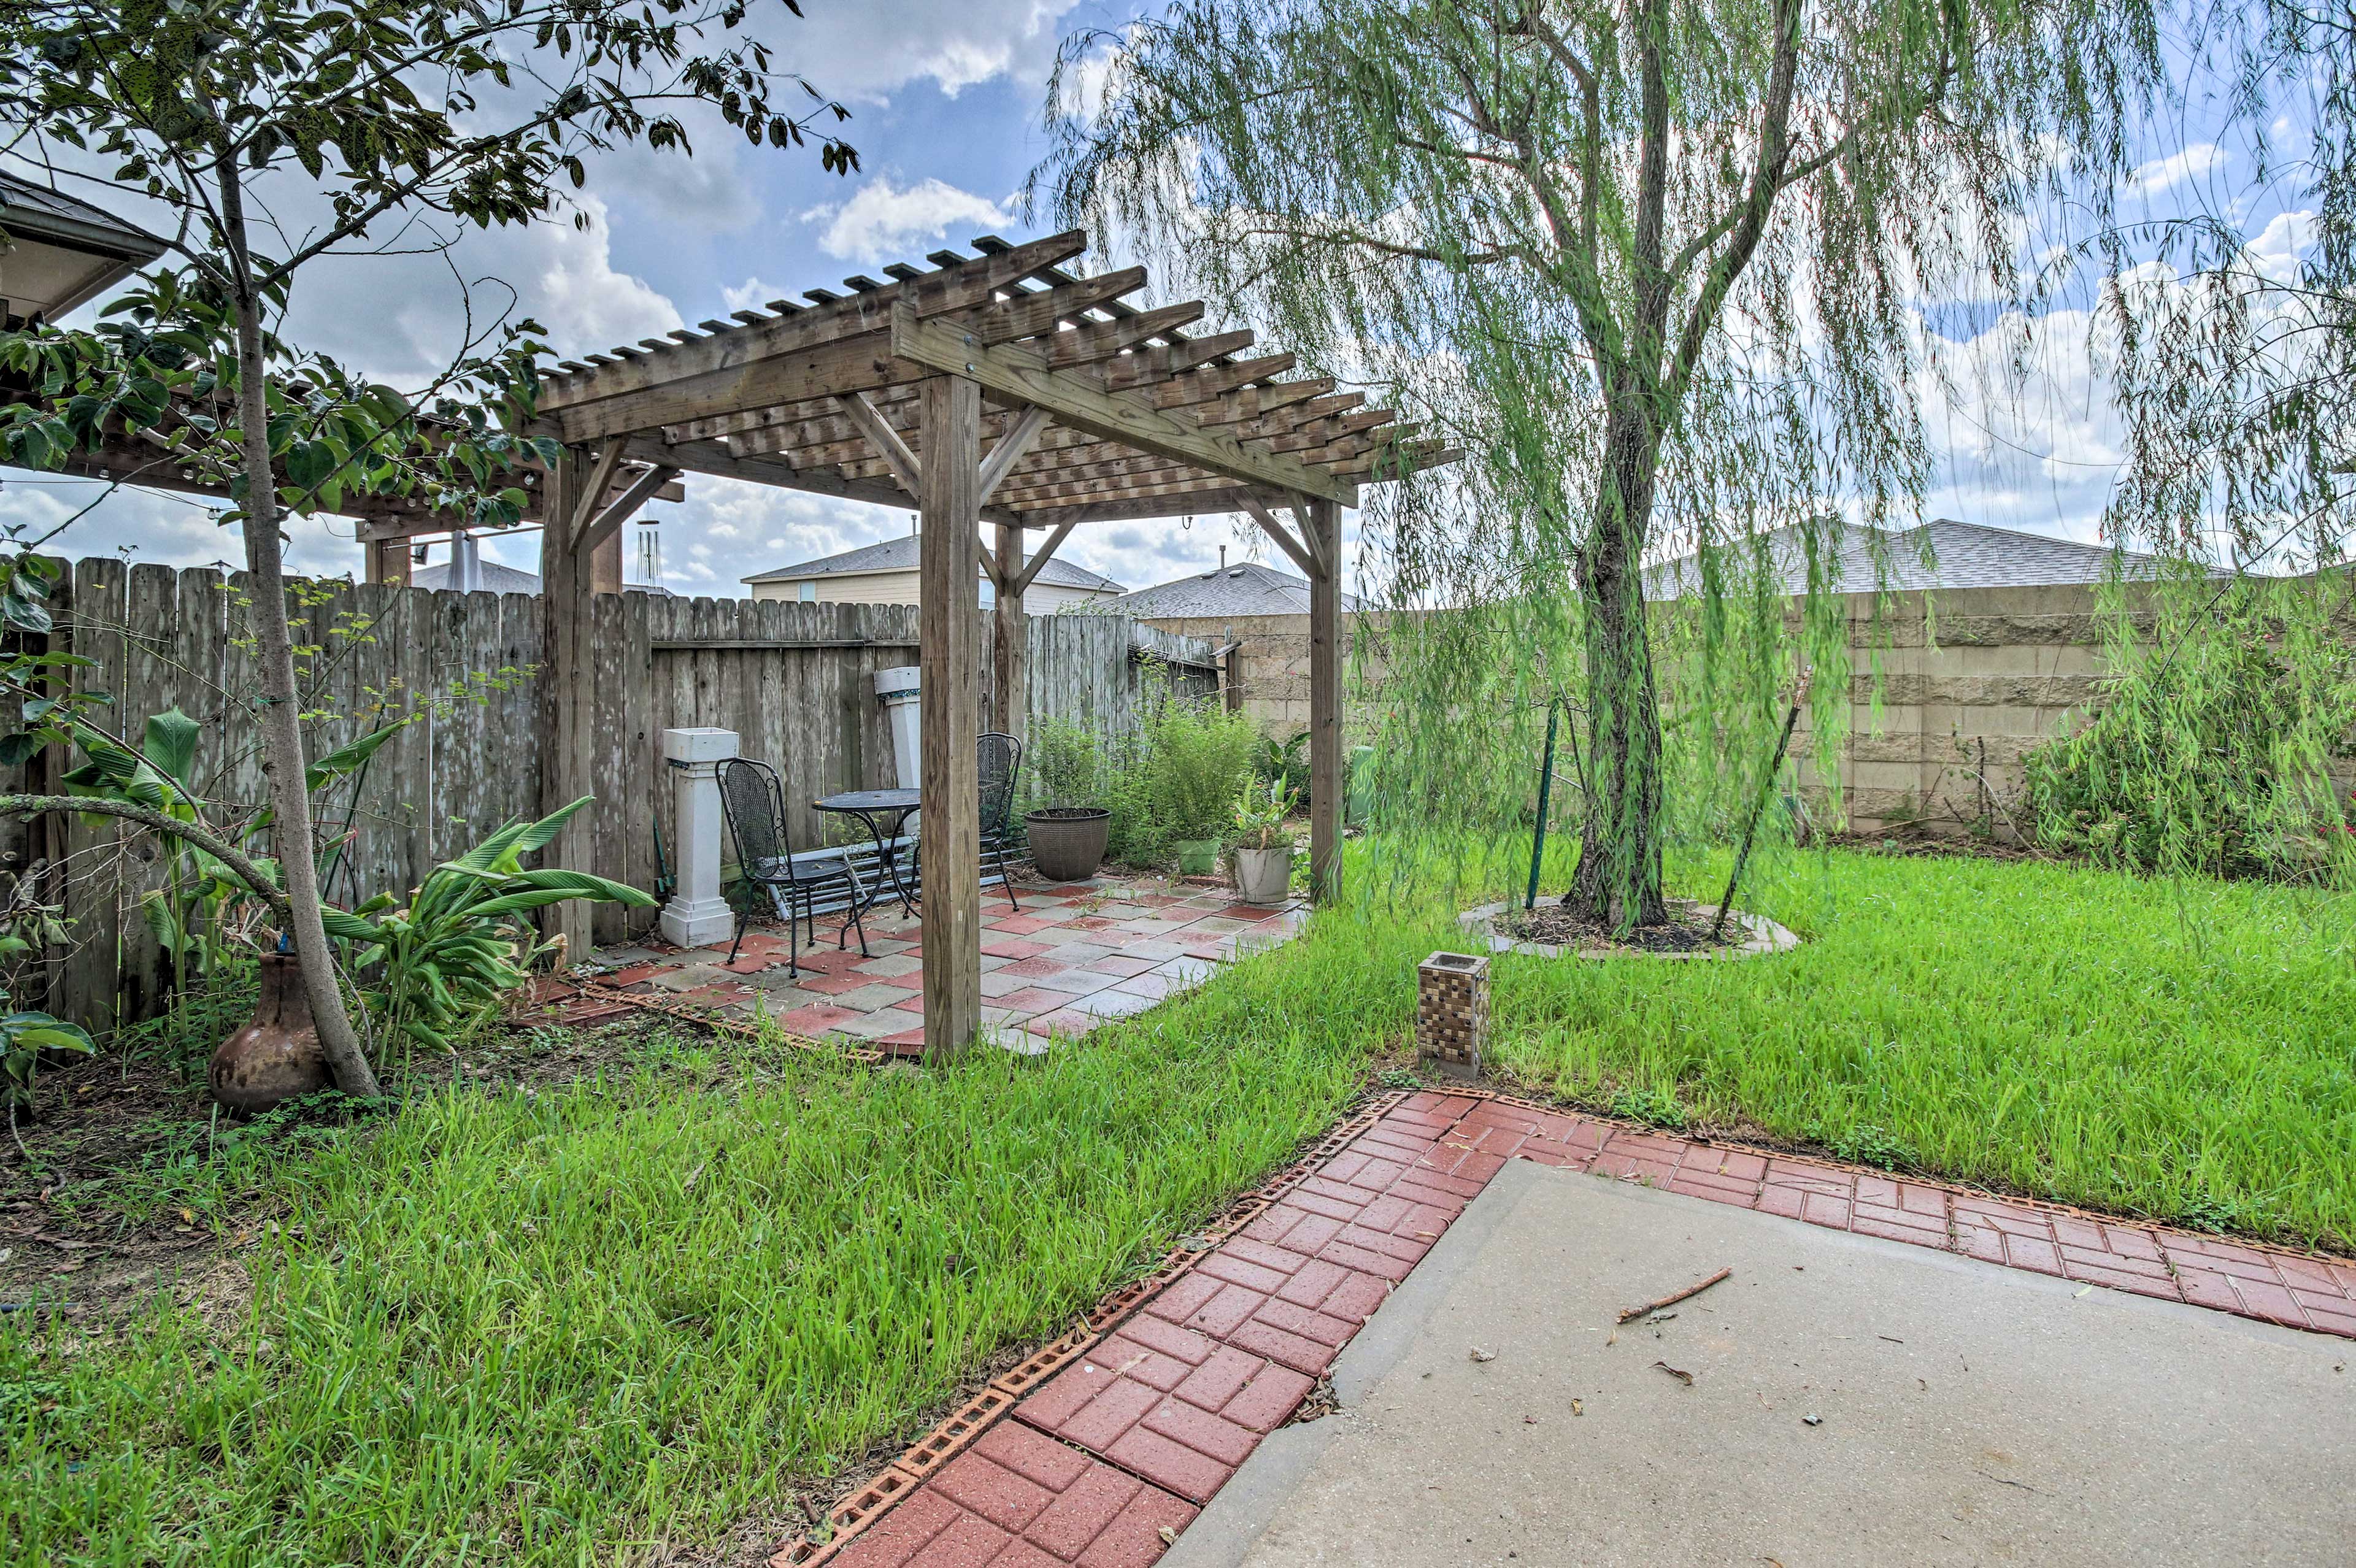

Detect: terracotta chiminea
[210, 952, 330, 1113]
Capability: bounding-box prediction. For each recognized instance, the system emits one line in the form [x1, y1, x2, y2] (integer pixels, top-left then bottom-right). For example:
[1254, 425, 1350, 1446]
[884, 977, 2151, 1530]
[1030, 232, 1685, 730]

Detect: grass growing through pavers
[7, 843, 2352, 1563]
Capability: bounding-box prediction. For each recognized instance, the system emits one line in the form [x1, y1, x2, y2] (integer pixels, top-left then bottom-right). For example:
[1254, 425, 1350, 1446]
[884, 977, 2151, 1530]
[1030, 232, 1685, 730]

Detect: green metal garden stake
[1526, 699, 1559, 912]
[1713, 677, 1808, 939]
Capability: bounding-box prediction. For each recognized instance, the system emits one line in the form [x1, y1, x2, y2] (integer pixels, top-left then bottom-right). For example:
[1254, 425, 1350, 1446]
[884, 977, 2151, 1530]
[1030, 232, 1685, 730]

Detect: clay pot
[210, 953, 330, 1113]
[1025, 807, 1111, 882]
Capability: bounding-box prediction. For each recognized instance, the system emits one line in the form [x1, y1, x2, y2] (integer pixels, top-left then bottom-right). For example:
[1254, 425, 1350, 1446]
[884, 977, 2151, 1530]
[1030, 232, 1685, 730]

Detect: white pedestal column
[659, 726, 738, 948]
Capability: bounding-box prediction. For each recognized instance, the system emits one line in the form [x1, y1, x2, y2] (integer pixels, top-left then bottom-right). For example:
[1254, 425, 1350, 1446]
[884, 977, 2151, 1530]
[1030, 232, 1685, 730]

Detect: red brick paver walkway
[780, 1090, 2356, 1567]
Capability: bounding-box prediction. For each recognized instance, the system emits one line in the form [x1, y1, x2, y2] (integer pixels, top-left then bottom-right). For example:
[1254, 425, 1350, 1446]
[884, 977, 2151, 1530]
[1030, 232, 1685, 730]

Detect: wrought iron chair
[717, 757, 871, 974]
[979, 730, 1023, 912]
[908, 732, 1025, 913]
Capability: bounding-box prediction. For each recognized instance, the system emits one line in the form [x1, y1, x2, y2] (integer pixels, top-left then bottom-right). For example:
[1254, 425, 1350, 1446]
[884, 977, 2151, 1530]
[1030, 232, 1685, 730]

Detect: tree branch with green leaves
[0, 0, 858, 1089]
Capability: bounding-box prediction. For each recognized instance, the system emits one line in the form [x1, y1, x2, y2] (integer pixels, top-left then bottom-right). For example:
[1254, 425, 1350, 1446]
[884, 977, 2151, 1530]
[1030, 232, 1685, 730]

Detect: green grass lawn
[7, 843, 2352, 1564]
[2, 920, 1414, 1567]
[1480, 845, 2356, 1247]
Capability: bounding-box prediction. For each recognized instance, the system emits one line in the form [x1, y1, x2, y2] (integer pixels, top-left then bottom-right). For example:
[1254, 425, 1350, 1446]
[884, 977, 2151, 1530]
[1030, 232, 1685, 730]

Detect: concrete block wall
[1134, 611, 1326, 733]
[1144, 585, 2131, 842]
[1802, 583, 2125, 839]
[1144, 581, 2351, 842]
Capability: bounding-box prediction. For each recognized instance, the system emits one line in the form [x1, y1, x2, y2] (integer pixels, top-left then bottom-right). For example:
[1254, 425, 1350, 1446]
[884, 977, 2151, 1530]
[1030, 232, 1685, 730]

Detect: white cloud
[723, 277, 787, 313]
[2123, 142, 2227, 197]
[2245, 209, 2315, 283]
[505, 198, 684, 357]
[264, 194, 681, 386]
[803, 176, 1015, 265]
[783, 0, 1087, 99]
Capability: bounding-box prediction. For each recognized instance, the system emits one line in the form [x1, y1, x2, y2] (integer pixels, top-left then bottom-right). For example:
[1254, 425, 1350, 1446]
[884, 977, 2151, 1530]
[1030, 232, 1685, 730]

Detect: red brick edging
[774, 1088, 2356, 1568]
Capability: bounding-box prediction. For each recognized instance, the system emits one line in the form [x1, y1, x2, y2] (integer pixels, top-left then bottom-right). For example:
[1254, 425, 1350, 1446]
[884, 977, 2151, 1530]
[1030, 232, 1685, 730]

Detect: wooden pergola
[522, 231, 1449, 1055]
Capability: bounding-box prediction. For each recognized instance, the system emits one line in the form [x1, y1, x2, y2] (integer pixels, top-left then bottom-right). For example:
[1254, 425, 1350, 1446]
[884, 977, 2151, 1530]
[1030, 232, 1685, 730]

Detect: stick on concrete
[1619, 1266, 1733, 1323]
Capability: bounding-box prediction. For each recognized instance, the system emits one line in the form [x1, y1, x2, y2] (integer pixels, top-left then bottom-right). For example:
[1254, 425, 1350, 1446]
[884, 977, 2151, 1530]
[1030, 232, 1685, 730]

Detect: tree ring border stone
[1455, 898, 1800, 961]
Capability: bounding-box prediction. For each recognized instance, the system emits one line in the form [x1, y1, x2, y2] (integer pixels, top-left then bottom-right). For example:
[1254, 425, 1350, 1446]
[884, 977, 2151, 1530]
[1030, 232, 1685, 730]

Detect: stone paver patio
[588, 872, 1307, 1053]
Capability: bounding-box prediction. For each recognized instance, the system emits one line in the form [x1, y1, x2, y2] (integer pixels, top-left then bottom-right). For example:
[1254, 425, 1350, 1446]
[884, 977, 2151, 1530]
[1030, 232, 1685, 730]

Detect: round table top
[814, 788, 921, 813]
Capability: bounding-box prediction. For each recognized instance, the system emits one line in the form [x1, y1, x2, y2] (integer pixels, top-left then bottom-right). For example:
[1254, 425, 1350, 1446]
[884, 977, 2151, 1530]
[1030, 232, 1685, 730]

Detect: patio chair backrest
[979, 732, 1022, 837]
[717, 757, 796, 878]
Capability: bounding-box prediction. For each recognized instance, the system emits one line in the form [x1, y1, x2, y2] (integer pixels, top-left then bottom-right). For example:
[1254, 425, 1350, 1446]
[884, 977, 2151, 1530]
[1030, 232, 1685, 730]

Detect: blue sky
[0, 2, 2322, 594]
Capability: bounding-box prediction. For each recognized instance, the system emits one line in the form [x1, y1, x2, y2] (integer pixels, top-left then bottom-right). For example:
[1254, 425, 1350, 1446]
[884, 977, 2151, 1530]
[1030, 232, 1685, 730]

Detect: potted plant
[1147, 696, 1257, 875]
[1228, 778, 1298, 904]
[1023, 720, 1113, 881]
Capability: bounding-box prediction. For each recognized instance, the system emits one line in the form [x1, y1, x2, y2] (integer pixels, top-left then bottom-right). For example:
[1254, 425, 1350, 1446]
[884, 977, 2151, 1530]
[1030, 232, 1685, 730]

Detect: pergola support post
[991, 522, 1026, 737]
[1307, 496, 1343, 902]
[588, 528, 624, 594]
[534, 447, 673, 966]
[365, 538, 411, 586]
[538, 446, 598, 962]
[918, 374, 985, 1055]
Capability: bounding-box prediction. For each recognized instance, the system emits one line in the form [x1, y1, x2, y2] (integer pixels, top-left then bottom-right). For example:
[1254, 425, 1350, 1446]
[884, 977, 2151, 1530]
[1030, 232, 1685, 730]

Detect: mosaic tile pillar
[1416, 951, 1488, 1080]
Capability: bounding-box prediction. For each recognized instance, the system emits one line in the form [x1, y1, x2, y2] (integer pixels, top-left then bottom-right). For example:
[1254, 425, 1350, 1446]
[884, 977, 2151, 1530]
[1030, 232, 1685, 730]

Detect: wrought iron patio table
[813, 788, 922, 918]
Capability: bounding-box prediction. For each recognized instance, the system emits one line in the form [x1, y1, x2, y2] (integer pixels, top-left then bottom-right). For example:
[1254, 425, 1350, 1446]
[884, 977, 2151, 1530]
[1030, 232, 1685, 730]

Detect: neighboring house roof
[741, 534, 1125, 595]
[1646, 517, 2177, 600]
[1098, 560, 1365, 618]
[412, 560, 673, 596]
[0, 172, 167, 254]
[0, 171, 169, 318]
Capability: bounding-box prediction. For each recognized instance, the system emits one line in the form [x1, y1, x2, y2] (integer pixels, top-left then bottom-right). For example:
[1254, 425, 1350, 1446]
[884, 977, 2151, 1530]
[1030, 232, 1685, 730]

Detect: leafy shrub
[1094, 677, 1261, 866]
[1231, 777, 1297, 851]
[1252, 729, 1309, 814]
[326, 798, 652, 1051]
[1026, 717, 1104, 812]
[1152, 699, 1259, 843]
[2022, 574, 2356, 882]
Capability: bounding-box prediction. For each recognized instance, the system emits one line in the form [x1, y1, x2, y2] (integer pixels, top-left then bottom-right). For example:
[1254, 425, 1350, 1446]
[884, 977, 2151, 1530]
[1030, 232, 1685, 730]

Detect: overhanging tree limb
[0, 794, 291, 922]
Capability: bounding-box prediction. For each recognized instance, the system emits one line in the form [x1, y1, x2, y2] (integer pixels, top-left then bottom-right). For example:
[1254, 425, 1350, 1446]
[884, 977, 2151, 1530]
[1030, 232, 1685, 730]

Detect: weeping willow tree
[2095, 2, 2353, 572]
[1037, 0, 2162, 925]
[2002, 4, 2356, 886]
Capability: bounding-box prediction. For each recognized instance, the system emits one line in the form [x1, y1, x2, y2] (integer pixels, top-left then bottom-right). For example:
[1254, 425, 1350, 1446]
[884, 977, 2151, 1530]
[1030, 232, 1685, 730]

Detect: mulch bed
[1823, 826, 2048, 863]
[1495, 897, 1745, 955]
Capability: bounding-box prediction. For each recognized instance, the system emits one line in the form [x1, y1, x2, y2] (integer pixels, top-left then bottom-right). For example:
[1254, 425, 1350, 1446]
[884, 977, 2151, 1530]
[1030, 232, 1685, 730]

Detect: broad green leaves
[323, 799, 655, 1048]
[0, 1005, 94, 1107]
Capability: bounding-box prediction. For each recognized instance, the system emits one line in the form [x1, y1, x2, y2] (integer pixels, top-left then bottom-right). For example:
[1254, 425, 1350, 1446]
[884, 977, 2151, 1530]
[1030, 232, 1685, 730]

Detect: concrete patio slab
[1168, 1160, 2356, 1568]
[772, 1091, 2356, 1568]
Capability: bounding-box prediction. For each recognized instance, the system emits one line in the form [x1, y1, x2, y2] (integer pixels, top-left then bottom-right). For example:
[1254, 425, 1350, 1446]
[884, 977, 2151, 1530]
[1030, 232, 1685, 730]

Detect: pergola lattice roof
[526, 231, 1456, 531]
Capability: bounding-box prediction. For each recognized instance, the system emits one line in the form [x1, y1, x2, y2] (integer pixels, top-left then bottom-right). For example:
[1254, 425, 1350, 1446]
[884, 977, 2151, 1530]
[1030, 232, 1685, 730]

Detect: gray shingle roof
[1096, 561, 1364, 618]
[1646, 517, 2176, 600]
[741, 534, 1124, 595]
[0, 172, 167, 256]
[0, 172, 169, 318]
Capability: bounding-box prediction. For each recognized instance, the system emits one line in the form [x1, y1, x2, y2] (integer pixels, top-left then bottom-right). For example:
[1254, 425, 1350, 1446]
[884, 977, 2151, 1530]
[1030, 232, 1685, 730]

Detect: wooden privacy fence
[1, 556, 1216, 1034]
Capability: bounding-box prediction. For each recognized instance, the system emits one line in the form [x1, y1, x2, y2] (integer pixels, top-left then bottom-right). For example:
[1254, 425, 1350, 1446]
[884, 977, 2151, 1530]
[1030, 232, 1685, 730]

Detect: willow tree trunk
[217, 157, 382, 1099]
[1567, 415, 1669, 929]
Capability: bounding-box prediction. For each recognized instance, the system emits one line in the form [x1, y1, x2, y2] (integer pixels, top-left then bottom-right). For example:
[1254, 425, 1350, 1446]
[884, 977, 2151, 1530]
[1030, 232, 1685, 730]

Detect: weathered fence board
[3, 559, 1215, 1032]
[60, 558, 124, 1037]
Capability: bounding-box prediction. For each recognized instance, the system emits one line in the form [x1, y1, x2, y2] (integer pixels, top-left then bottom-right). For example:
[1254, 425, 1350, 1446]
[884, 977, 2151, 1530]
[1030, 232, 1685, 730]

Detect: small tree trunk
[216, 159, 382, 1099]
[1567, 412, 1669, 930]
